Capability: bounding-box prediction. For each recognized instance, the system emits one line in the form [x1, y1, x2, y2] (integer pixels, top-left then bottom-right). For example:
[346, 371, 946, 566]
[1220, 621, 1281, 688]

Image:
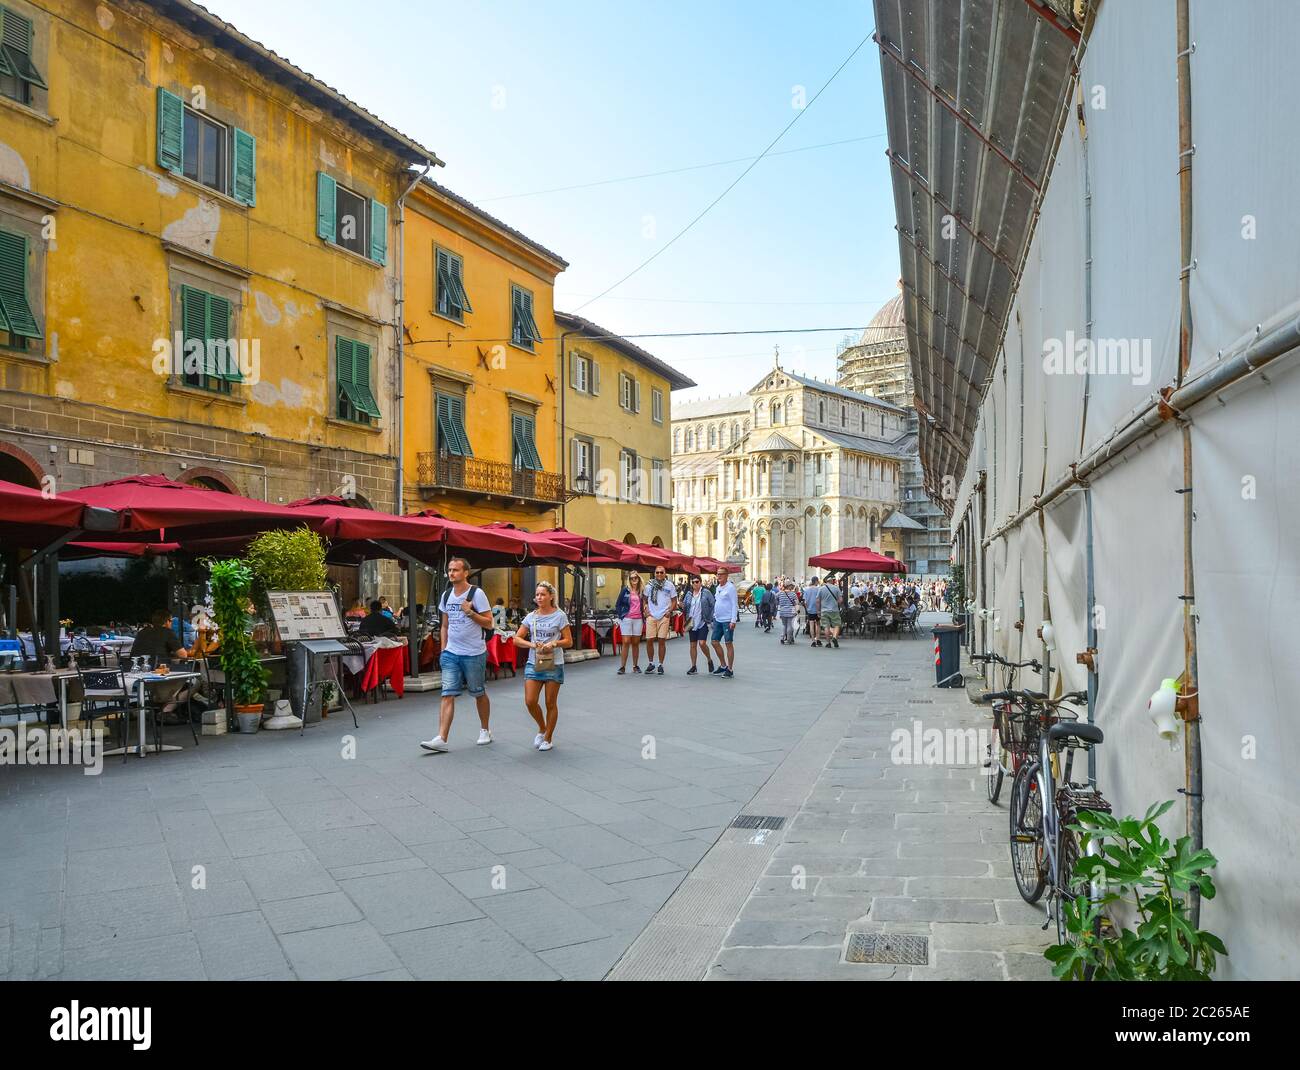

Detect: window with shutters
[619, 449, 640, 502]
[335, 336, 381, 424]
[435, 247, 472, 322]
[435, 391, 472, 458]
[618, 373, 641, 414]
[316, 172, 386, 264]
[155, 89, 255, 205]
[0, 227, 41, 351]
[651, 388, 663, 424]
[571, 354, 589, 393]
[0, 4, 45, 107]
[510, 284, 542, 351]
[511, 412, 543, 471]
[651, 459, 667, 505]
[176, 284, 239, 394]
[571, 436, 597, 494]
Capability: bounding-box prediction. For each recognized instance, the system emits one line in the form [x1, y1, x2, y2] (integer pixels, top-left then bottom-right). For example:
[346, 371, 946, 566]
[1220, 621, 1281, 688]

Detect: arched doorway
[0, 442, 45, 489]
[178, 467, 238, 493]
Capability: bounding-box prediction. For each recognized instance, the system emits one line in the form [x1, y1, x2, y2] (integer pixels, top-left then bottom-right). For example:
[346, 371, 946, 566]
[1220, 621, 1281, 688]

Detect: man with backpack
[421, 556, 494, 752]
[818, 576, 844, 649]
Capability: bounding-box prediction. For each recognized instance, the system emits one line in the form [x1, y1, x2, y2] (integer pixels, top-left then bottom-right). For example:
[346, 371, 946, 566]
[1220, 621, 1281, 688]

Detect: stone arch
[650, 535, 664, 548]
[179, 467, 238, 493]
[623, 532, 638, 544]
[0, 441, 46, 488]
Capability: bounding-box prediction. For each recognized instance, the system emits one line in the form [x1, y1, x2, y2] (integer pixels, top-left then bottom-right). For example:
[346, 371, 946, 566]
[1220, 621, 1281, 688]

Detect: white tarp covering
[948, 0, 1300, 978]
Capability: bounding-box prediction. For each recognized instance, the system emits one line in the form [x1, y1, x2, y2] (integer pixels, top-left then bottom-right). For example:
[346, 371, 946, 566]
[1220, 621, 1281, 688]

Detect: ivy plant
[205, 557, 269, 708]
[1047, 800, 1227, 980]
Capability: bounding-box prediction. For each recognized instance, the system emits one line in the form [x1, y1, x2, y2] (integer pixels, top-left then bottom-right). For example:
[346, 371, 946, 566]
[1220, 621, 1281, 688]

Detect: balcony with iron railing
[416, 453, 576, 507]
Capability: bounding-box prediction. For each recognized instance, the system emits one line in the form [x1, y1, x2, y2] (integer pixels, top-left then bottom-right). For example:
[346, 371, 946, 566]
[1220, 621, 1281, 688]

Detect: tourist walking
[818, 577, 844, 649]
[421, 556, 493, 752]
[751, 579, 767, 628]
[803, 576, 822, 645]
[614, 571, 646, 674]
[681, 574, 716, 674]
[777, 580, 799, 644]
[514, 581, 572, 752]
[710, 565, 739, 678]
[643, 566, 677, 676]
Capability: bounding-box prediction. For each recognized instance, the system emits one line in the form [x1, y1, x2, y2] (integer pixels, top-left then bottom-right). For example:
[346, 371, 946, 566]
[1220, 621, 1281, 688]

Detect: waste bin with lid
[931, 623, 965, 688]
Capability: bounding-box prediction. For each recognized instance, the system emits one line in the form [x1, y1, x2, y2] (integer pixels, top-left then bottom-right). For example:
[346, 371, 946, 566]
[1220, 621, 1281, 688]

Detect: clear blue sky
[207, 0, 902, 400]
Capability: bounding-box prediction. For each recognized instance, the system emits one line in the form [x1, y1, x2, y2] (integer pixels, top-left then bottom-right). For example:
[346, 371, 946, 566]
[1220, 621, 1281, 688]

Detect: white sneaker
[476, 729, 492, 746]
[419, 736, 448, 752]
[537, 740, 553, 751]
[534, 733, 545, 749]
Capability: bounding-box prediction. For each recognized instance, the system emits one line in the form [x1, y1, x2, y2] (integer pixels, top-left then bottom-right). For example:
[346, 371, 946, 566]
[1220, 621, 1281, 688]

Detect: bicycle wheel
[985, 709, 1005, 805]
[1010, 762, 1046, 903]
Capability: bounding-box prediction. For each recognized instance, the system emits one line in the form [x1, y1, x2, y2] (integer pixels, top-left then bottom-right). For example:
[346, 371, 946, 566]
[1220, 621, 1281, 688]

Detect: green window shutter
[156, 88, 184, 173]
[180, 285, 206, 362]
[512, 413, 542, 471]
[590, 359, 600, 396]
[435, 249, 450, 314]
[349, 340, 382, 418]
[368, 200, 388, 264]
[437, 393, 472, 457]
[317, 172, 337, 243]
[1, 7, 44, 89]
[207, 294, 240, 381]
[0, 230, 40, 339]
[510, 287, 525, 345]
[335, 335, 356, 414]
[521, 290, 542, 344]
[450, 256, 471, 313]
[450, 395, 472, 455]
[232, 128, 256, 206]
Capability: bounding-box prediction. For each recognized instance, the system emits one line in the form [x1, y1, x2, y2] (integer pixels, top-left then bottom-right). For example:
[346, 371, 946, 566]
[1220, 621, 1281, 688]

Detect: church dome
[856, 287, 906, 346]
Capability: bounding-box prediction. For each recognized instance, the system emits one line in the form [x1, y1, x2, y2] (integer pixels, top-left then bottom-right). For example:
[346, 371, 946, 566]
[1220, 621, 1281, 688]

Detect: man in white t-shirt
[642, 565, 678, 676]
[421, 556, 494, 753]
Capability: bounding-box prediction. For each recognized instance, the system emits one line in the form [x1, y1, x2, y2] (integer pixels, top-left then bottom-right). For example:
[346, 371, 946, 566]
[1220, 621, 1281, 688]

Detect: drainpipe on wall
[395, 160, 435, 676]
[557, 328, 580, 613]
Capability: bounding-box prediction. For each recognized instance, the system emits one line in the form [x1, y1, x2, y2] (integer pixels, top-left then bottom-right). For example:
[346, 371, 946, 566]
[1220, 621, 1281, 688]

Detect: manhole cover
[846, 933, 929, 965]
[730, 814, 786, 830]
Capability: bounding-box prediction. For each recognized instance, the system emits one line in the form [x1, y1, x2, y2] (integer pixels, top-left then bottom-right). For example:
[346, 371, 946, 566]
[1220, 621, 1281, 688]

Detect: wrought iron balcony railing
[416, 453, 573, 506]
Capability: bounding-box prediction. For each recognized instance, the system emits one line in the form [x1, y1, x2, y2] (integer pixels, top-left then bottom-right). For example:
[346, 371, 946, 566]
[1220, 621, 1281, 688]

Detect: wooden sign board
[267, 591, 345, 642]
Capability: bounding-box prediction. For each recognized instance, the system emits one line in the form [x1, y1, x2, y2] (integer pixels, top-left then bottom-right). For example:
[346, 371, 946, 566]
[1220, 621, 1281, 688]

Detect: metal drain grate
[907, 699, 934, 705]
[730, 814, 786, 831]
[846, 933, 929, 965]
[841, 689, 865, 695]
[880, 674, 910, 680]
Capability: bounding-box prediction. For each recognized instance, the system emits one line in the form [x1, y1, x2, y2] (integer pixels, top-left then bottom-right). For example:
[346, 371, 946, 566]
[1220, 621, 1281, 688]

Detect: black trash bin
[932, 623, 964, 688]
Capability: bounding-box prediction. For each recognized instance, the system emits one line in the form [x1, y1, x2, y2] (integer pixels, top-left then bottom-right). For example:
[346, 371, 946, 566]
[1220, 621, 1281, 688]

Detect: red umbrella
[808, 547, 907, 574]
[532, 526, 628, 564]
[0, 478, 112, 546]
[62, 475, 322, 541]
[410, 512, 580, 564]
[630, 544, 698, 574]
[284, 496, 449, 545]
[479, 522, 584, 564]
[694, 556, 728, 573]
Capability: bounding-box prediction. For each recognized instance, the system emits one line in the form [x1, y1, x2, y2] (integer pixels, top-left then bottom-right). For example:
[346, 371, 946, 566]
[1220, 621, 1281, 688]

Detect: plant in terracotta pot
[206, 557, 269, 730]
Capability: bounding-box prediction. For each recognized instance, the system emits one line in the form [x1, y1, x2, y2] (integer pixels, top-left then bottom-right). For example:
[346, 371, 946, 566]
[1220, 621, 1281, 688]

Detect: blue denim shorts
[710, 621, 736, 643]
[524, 663, 564, 684]
[440, 650, 487, 697]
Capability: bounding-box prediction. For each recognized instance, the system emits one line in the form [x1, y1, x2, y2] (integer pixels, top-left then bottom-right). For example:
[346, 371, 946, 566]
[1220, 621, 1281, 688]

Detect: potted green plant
[948, 563, 967, 629]
[206, 557, 269, 733]
[244, 527, 330, 721]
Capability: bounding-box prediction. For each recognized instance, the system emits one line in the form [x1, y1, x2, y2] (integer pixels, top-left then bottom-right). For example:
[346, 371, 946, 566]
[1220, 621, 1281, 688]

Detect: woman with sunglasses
[680, 574, 716, 675]
[614, 571, 646, 674]
[515, 581, 573, 751]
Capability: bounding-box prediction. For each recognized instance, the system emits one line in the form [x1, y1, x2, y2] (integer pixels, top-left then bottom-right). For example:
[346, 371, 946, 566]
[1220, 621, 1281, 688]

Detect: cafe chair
[75, 665, 132, 763]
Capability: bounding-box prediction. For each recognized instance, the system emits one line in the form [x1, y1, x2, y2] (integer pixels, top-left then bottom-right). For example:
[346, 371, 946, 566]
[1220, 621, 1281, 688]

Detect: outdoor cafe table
[0, 670, 82, 729]
[341, 640, 407, 699]
[101, 670, 202, 757]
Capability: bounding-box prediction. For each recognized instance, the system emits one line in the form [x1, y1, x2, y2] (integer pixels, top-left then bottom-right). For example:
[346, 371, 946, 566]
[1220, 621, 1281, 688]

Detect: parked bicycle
[1007, 689, 1112, 956]
[970, 652, 1044, 805]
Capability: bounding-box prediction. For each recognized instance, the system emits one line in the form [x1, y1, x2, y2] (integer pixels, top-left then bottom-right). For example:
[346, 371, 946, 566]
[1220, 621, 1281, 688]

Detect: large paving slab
[610, 616, 1056, 981]
[1, 621, 873, 980]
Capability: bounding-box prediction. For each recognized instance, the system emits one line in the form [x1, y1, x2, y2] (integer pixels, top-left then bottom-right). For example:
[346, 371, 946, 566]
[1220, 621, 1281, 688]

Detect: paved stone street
[1, 613, 1051, 980]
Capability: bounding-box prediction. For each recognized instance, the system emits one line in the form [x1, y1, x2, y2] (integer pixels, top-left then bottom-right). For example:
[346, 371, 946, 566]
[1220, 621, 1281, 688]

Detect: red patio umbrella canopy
[0, 478, 102, 546]
[532, 527, 629, 564]
[808, 546, 907, 574]
[414, 513, 580, 563]
[62, 474, 321, 541]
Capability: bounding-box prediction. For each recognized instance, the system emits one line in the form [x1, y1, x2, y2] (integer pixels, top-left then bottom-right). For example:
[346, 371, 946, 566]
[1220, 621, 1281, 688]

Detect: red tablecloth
[359, 645, 409, 697]
[611, 623, 622, 646]
[671, 612, 685, 636]
[580, 624, 599, 650]
[486, 634, 520, 671]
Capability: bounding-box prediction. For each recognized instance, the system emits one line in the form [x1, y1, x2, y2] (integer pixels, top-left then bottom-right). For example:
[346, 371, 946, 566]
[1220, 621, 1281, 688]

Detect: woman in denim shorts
[514, 581, 573, 751]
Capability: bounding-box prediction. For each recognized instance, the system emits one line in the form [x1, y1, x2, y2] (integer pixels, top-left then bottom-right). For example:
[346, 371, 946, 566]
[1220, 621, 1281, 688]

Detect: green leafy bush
[244, 527, 329, 610]
[206, 557, 268, 708]
[1047, 800, 1226, 980]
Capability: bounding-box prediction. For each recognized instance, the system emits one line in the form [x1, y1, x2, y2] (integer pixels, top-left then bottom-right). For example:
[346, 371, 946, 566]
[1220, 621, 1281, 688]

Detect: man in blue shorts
[681, 574, 715, 675]
[421, 556, 494, 752]
[710, 566, 740, 678]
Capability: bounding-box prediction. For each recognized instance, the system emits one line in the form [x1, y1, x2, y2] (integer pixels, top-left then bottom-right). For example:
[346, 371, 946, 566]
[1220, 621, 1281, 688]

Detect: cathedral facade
[671, 360, 908, 580]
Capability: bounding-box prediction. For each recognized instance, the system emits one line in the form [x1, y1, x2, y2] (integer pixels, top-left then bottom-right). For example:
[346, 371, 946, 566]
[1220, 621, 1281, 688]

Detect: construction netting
[949, 0, 1300, 979]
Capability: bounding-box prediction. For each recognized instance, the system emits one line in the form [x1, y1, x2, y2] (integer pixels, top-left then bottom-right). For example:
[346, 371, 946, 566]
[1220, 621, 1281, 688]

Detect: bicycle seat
[1048, 721, 1104, 746]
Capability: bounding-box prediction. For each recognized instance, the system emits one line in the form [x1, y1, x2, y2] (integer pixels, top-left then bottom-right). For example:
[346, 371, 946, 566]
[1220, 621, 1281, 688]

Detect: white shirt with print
[440, 585, 491, 656]
[523, 609, 569, 666]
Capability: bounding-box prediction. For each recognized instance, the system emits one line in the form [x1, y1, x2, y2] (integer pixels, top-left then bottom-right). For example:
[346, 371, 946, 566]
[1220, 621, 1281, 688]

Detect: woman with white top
[515, 581, 573, 751]
[614, 571, 646, 674]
